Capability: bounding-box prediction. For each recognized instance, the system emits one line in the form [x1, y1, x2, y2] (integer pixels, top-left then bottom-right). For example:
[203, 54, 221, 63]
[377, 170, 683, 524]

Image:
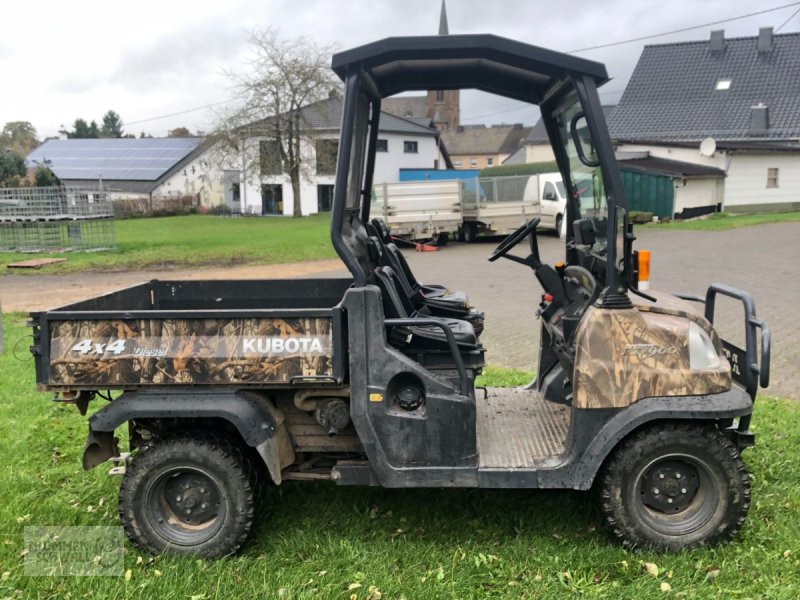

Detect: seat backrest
[372, 266, 414, 319]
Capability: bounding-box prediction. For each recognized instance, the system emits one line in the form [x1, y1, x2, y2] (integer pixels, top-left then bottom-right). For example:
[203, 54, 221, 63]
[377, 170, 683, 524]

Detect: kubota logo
[242, 337, 325, 355]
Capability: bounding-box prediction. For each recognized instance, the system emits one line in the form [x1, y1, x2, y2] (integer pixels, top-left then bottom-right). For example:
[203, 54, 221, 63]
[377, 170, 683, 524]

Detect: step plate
[477, 388, 571, 468]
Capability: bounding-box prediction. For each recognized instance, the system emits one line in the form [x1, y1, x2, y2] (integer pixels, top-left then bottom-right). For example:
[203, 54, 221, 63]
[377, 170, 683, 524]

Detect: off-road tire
[119, 431, 257, 558]
[598, 423, 750, 551]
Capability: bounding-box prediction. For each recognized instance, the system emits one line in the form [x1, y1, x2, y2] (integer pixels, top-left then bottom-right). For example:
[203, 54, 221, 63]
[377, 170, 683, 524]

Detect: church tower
[427, 0, 460, 131]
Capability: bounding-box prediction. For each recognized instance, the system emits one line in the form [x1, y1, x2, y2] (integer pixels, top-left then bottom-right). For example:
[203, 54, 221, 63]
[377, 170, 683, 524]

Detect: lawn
[0, 214, 336, 274]
[647, 211, 800, 232]
[1, 313, 799, 599]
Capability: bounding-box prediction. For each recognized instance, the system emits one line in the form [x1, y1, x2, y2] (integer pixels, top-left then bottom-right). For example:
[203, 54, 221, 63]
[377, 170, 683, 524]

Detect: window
[376, 139, 388, 152]
[767, 167, 779, 188]
[715, 79, 732, 91]
[487, 157, 494, 166]
[454, 160, 462, 168]
[470, 158, 477, 167]
[315, 139, 339, 175]
[259, 140, 282, 175]
[542, 181, 558, 201]
[403, 140, 418, 153]
[435, 90, 445, 102]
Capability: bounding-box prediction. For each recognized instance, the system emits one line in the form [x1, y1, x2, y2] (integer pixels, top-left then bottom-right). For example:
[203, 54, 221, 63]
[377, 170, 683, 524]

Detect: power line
[122, 98, 233, 127]
[776, 6, 800, 31]
[567, 1, 800, 53]
[460, 89, 624, 122]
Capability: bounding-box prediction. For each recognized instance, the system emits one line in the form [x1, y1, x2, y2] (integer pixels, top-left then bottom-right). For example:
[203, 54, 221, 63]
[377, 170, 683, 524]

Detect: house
[608, 27, 800, 214]
[505, 106, 616, 165]
[236, 96, 447, 216]
[25, 137, 223, 206]
[441, 124, 532, 170]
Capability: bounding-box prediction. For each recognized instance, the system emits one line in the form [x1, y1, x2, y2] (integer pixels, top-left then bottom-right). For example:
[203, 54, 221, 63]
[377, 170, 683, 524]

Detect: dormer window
[715, 79, 731, 91]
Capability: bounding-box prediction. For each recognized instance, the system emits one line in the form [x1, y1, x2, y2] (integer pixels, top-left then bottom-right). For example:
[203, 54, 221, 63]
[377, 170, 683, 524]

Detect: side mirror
[573, 219, 596, 246]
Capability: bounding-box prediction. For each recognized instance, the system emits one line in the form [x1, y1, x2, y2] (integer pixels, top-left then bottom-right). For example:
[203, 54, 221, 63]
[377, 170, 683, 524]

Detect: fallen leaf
[348, 583, 362, 591]
[124, 569, 132, 582]
[783, 550, 792, 559]
[153, 570, 162, 577]
[705, 566, 721, 581]
[642, 562, 659, 578]
[534, 574, 542, 582]
[318, 570, 328, 577]
[1, 572, 10, 581]
[136, 556, 143, 566]
[660, 582, 672, 592]
[367, 585, 382, 600]
[15, 515, 31, 523]
[98, 498, 105, 507]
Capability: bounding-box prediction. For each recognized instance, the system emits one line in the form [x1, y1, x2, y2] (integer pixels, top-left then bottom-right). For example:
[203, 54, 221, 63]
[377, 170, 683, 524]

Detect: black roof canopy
[331, 34, 609, 103]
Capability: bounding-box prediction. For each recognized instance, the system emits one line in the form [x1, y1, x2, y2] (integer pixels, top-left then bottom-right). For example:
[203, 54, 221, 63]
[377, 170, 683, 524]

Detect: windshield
[554, 99, 609, 253]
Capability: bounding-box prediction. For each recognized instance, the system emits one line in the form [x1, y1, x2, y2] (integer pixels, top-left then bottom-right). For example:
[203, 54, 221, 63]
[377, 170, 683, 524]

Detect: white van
[522, 172, 568, 235]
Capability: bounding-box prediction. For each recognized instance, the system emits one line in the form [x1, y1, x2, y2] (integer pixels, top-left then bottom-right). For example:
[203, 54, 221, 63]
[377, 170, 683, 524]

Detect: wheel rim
[145, 466, 225, 546]
[632, 453, 723, 537]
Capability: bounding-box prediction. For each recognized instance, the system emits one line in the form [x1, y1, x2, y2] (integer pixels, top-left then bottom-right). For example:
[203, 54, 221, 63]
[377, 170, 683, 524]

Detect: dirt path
[0, 259, 343, 312]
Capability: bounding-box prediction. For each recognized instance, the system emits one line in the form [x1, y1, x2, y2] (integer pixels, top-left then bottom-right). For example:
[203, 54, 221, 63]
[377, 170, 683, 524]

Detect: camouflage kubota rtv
[30, 34, 770, 558]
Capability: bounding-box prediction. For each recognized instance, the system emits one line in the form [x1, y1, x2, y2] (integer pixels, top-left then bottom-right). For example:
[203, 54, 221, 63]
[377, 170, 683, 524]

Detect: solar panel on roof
[26, 137, 204, 182]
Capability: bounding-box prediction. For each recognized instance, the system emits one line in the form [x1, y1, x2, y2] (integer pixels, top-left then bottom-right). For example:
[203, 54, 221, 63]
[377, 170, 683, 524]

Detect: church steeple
[427, 0, 459, 131]
[438, 0, 449, 35]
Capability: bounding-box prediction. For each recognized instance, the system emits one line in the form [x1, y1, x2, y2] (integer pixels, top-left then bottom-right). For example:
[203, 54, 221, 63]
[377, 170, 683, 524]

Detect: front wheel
[598, 423, 750, 551]
[119, 432, 258, 558]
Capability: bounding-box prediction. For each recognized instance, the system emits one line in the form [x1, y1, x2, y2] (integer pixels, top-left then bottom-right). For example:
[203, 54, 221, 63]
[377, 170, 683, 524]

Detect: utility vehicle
[30, 34, 770, 558]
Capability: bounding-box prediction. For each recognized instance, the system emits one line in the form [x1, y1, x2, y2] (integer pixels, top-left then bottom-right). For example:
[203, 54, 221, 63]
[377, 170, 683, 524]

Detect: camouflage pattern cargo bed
[30, 279, 352, 389]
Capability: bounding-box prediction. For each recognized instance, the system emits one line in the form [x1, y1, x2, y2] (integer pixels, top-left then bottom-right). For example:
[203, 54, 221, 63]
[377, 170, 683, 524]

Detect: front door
[317, 184, 334, 213]
[540, 180, 559, 227]
[261, 184, 283, 215]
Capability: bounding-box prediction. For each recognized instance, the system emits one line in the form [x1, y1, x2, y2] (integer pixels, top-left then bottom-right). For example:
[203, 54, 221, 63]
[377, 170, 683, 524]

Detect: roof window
[715, 79, 731, 91]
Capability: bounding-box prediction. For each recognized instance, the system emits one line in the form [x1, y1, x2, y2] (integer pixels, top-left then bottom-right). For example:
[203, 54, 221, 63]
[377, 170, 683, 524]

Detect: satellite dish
[699, 137, 717, 157]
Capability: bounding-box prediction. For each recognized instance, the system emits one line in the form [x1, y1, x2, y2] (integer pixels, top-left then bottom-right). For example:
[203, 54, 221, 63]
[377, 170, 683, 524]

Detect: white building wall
[151, 146, 225, 207]
[524, 143, 556, 163]
[673, 178, 723, 215]
[373, 132, 441, 184]
[240, 131, 441, 216]
[723, 153, 800, 209]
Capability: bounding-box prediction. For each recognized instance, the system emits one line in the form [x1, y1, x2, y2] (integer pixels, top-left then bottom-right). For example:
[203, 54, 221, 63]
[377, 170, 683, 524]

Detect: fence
[0, 186, 116, 252]
[112, 195, 200, 219]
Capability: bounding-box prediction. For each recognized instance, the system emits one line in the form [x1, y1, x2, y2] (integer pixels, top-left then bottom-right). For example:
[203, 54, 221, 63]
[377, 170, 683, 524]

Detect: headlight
[688, 322, 721, 370]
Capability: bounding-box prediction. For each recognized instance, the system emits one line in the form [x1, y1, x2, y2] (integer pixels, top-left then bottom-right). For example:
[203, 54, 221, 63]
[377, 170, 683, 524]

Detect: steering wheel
[488, 217, 541, 262]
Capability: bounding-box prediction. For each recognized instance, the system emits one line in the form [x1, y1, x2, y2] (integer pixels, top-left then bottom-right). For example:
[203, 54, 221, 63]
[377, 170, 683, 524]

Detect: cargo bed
[31, 278, 352, 390]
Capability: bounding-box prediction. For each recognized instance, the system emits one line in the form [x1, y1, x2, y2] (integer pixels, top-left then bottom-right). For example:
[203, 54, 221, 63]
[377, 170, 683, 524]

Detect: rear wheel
[599, 423, 750, 551]
[555, 214, 563, 238]
[119, 432, 257, 558]
[433, 232, 449, 246]
[462, 222, 477, 243]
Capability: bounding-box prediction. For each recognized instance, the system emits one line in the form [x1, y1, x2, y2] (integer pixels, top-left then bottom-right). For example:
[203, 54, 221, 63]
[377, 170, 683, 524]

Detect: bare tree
[216, 28, 339, 217]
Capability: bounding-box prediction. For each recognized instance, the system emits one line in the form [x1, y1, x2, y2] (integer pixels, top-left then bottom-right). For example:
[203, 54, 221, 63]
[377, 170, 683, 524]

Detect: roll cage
[330, 34, 630, 303]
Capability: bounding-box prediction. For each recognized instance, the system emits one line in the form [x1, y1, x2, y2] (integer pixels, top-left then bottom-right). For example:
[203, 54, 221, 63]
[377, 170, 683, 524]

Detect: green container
[620, 169, 674, 219]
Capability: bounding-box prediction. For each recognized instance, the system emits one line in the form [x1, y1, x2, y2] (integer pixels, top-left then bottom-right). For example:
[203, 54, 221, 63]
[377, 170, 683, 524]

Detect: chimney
[757, 27, 774, 54]
[749, 103, 769, 136]
[710, 29, 725, 54]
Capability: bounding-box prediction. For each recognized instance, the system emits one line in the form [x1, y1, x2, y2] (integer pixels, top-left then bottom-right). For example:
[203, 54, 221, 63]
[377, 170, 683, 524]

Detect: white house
[236, 96, 447, 216]
[608, 27, 800, 214]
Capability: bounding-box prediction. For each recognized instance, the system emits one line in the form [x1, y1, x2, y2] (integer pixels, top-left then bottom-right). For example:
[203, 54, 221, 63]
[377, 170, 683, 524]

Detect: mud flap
[82, 427, 119, 471]
[255, 426, 295, 485]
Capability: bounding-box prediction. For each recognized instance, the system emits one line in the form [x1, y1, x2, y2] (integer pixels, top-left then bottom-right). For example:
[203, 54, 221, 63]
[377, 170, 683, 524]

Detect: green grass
[1, 313, 799, 598]
[648, 211, 800, 231]
[0, 214, 336, 274]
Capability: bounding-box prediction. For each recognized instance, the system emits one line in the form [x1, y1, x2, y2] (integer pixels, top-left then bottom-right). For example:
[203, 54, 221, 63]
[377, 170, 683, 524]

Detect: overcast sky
[1, 0, 797, 139]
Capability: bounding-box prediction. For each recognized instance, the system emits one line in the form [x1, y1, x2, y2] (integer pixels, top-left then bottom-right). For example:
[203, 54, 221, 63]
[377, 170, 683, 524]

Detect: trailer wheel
[598, 423, 750, 551]
[433, 231, 449, 246]
[462, 222, 477, 243]
[119, 432, 257, 558]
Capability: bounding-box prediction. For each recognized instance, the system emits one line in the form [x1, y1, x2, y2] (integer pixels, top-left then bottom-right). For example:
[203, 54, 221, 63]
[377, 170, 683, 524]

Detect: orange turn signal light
[638, 250, 651, 291]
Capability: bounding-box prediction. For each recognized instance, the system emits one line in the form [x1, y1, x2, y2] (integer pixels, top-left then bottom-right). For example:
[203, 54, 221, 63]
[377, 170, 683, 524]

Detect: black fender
[539, 387, 754, 490]
[83, 389, 294, 483]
